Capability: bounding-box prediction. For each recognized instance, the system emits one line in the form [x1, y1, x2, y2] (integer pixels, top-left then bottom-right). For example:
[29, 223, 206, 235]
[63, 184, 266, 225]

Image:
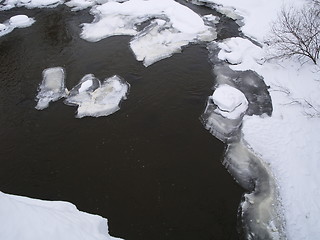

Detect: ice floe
[35, 70, 129, 118]
[0, 15, 35, 37]
[0, 191, 122, 240]
[35, 67, 67, 110]
[65, 74, 129, 118]
[80, 0, 216, 66]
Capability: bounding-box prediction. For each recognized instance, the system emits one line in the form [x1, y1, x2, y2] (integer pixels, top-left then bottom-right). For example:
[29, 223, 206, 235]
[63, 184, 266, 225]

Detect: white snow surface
[211, 0, 320, 238]
[211, 84, 248, 119]
[0, 15, 35, 37]
[0, 191, 122, 240]
[80, 0, 215, 66]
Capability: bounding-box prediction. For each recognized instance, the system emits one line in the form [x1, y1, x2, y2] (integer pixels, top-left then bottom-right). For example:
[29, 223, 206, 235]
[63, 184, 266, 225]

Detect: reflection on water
[0, 5, 244, 240]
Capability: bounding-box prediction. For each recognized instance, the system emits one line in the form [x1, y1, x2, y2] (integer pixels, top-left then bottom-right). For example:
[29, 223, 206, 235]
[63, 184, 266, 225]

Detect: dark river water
[0, 4, 244, 240]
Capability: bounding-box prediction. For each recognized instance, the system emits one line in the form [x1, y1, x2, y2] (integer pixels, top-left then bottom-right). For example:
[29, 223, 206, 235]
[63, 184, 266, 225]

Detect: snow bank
[211, 84, 248, 119]
[35, 67, 67, 110]
[81, 0, 216, 66]
[0, 15, 35, 38]
[0, 191, 122, 240]
[65, 74, 129, 118]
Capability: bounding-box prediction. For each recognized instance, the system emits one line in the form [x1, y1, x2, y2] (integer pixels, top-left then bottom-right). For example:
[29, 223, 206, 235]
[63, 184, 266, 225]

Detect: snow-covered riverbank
[203, 0, 320, 239]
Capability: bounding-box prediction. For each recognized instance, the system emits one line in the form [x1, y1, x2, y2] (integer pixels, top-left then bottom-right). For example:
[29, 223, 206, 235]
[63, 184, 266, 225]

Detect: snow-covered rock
[211, 84, 248, 119]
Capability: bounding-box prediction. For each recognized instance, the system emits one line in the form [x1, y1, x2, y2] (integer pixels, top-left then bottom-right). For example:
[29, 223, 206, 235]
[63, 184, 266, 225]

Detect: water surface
[0, 5, 244, 240]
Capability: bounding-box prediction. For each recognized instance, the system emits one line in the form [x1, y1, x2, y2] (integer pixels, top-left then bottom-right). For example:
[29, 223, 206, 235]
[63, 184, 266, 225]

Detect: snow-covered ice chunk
[202, 14, 220, 26]
[0, 191, 123, 240]
[212, 84, 248, 119]
[80, 0, 216, 66]
[9, 15, 35, 28]
[0, 15, 35, 38]
[65, 74, 129, 118]
[218, 37, 264, 70]
[202, 84, 248, 142]
[35, 67, 67, 110]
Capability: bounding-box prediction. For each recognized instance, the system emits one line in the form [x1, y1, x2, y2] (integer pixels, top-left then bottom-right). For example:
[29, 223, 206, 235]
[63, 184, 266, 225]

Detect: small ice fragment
[212, 84, 248, 119]
[64, 74, 100, 107]
[65, 75, 129, 118]
[35, 67, 66, 110]
[9, 15, 35, 28]
[202, 14, 220, 25]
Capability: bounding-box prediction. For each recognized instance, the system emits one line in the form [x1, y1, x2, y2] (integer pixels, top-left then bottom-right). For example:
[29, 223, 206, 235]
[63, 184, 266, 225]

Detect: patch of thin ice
[0, 191, 123, 240]
[35, 67, 67, 110]
[65, 74, 129, 118]
[0, 15, 35, 37]
[80, 0, 216, 66]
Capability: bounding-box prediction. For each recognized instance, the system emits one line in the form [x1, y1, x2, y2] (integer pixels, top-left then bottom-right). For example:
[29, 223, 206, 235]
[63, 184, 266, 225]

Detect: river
[0, 3, 244, 239]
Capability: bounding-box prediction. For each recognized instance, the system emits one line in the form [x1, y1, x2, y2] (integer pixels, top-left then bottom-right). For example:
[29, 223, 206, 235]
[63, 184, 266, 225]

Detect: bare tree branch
[266, 2, 320, 64]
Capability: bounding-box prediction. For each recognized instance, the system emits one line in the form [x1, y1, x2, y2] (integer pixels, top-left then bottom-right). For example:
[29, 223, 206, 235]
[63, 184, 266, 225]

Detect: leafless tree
[312, 0, 320, 6]
[266, 3, 320, 64]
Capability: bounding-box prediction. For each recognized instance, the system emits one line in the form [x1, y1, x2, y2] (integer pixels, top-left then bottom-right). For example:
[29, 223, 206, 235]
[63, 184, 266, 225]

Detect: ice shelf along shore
[0, 191, 122, 240]
[80, 0, 217, 66]
[0, 15, 35, 37]
[202, 40, 283, 239]
[35, 69, 129, 118]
